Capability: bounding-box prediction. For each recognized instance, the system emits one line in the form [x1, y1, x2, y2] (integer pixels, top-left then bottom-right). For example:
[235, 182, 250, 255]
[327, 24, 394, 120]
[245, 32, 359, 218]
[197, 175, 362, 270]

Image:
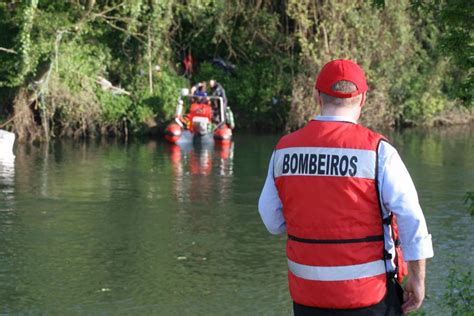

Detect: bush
[464, 192, 474, 217]
[445, 268, 473, 315]
[194, 61, 292, 131]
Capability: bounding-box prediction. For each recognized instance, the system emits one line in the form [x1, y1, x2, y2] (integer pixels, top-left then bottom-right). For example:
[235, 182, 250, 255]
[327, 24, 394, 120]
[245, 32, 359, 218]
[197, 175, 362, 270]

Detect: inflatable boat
[165, 89, 233, 144]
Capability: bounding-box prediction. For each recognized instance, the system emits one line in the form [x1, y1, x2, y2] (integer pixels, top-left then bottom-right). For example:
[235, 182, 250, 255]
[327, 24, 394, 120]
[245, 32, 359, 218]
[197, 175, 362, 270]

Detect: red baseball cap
[315, 59, 368, 98]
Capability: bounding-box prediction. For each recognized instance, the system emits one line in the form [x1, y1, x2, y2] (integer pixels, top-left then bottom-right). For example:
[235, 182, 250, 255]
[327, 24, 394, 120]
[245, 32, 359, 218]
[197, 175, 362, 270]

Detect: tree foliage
[0, 0, 471, 140]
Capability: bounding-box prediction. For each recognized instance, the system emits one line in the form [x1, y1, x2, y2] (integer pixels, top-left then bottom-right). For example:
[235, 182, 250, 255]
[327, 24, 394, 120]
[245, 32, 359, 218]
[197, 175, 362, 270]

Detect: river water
[0, 126, 472, 315]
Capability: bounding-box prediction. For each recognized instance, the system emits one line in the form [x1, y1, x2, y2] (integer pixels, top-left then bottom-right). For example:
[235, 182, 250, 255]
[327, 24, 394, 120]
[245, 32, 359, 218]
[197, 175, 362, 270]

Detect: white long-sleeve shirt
[258, 116, 433, 270]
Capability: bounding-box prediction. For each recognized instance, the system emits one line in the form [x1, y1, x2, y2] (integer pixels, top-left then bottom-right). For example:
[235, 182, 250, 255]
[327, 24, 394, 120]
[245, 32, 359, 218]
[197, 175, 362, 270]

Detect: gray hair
[320, 80, 361, 107]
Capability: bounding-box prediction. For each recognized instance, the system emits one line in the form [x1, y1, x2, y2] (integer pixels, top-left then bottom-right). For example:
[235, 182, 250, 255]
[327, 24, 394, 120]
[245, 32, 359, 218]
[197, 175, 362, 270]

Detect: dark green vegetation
[445, 265, 473, 315]
[465, 192, 474, 217]
[0, 0, 472, 141]
[432, 193, 474, 316]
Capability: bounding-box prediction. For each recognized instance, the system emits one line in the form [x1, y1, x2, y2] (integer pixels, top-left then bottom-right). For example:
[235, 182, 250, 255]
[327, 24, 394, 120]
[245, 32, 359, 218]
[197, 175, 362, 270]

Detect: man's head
[314, 59, 368, 118]
[209, 79, 216, 89]
[197, 81, 206, 91]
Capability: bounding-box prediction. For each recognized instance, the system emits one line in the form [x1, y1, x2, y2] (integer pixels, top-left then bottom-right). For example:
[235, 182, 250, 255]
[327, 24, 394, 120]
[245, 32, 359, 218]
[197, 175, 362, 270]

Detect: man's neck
[315, 115, 357, 124]
[320, 106, 359, 121]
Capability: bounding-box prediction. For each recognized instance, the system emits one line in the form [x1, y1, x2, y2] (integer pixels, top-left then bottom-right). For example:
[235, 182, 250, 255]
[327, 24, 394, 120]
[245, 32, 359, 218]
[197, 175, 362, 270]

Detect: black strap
[387, 267, 398, 280]
[382, 213, 393, 225]
[288, 234, 384, 244]
[384, 249, 393, 260]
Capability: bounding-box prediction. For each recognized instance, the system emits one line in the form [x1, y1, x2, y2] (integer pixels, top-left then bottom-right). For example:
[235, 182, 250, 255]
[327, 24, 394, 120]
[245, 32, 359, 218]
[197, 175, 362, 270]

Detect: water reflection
[0, 155, 15, 209]
[167, 141, 234, 205]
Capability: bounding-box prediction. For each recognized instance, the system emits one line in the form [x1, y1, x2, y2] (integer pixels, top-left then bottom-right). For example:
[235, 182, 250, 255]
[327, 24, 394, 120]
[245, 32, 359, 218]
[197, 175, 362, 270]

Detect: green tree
[0, 0, 471, 140]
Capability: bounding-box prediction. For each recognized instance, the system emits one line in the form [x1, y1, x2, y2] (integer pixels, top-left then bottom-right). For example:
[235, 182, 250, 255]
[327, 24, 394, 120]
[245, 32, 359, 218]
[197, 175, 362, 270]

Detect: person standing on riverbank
[258, 59, 433, 315]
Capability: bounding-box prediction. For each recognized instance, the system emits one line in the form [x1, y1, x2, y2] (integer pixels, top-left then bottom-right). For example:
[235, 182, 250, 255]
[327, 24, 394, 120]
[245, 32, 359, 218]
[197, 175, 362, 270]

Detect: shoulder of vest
[276, 126, 308, 149]
[354, 124, 389, 144]
[276, 121, 389, 149]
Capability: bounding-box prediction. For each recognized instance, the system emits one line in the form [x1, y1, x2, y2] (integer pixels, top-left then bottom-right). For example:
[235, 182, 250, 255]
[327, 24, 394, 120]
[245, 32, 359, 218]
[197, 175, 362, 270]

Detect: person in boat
[183, 82, 212, 134]
[209, 79, 228, 124]
[190, 81, 209, 104]
[258, 59, 433, 315]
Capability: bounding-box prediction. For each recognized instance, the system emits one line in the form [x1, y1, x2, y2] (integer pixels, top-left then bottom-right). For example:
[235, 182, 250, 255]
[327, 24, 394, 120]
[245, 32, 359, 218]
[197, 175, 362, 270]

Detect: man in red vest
[259, 59, 433, 315]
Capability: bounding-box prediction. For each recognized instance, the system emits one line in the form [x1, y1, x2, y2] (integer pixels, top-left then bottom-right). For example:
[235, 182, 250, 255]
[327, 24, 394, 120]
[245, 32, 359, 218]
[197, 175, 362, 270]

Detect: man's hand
[402, 260, 426, 314]
[402, 275, 425, 313]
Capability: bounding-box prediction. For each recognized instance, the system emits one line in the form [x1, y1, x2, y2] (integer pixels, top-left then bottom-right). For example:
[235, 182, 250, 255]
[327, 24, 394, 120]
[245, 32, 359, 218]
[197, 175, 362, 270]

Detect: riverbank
[1, 102, 473, 143]
[431, 107, 474, 127]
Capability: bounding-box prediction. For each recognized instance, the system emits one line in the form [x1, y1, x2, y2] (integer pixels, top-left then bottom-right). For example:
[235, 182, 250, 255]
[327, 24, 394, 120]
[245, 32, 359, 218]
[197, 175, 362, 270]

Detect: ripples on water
[0, 126, 472, 315]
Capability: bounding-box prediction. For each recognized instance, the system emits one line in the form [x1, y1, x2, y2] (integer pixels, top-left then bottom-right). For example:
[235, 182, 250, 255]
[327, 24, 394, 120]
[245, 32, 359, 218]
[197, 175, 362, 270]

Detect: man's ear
[359, 92, 366, 108]
[314, 89, 322, 106]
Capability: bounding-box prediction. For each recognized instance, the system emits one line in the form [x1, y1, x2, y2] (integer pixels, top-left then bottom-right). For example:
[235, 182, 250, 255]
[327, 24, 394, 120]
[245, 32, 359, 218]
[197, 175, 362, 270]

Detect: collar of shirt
[313, 115, 357, 124]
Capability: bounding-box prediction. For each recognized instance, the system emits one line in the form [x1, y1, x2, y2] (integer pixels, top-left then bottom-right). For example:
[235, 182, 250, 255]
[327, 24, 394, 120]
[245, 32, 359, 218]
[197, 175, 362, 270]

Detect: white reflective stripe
[274, 147, 376, 179]
[192, 116, 209, 123]
[288, 259, 386, 281]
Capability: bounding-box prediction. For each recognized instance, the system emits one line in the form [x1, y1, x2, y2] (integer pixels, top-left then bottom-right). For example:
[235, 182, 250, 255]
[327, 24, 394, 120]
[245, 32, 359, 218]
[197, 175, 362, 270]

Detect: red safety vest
[274, 120, 406, 309]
